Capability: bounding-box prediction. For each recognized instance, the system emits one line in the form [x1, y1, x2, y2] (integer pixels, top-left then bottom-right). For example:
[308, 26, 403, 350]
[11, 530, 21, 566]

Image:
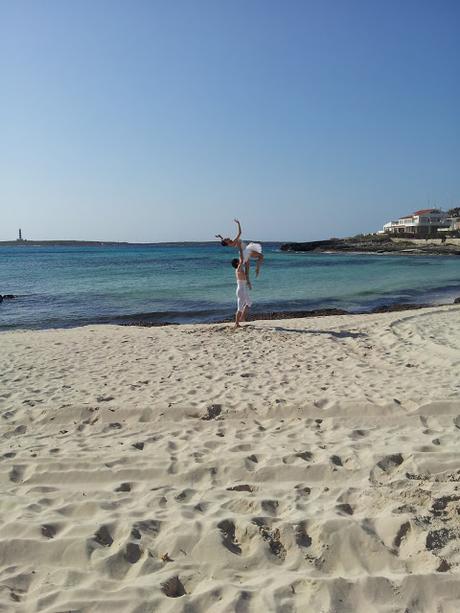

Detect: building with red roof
[383, 209, 449, 237]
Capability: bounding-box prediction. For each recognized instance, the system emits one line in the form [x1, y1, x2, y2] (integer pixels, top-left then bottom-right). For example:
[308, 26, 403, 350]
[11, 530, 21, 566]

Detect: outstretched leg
[254, 253, 264, 277]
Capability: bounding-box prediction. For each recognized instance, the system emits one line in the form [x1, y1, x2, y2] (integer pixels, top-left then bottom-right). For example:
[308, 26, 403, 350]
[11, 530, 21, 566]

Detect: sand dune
[1, 305, 460, 612]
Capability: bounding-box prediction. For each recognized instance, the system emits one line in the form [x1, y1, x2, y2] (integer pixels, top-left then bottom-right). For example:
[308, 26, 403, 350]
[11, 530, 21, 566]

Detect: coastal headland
[281, 235, 460, 255]
[1, 305, 460, 611]
[3, 235, 460, 255]
[0, 240, 196, 247]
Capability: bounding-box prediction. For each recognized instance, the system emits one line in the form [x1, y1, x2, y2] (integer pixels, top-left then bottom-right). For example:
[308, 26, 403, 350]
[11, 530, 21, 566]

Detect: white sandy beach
[1, 305, 460, 612]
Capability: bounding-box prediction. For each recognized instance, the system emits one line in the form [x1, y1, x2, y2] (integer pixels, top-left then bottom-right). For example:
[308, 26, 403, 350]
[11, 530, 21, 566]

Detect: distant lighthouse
[18, 228, 23, 242]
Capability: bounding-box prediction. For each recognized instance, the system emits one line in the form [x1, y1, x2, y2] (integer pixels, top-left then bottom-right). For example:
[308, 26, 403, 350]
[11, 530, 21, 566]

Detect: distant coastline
[4, 235, 460, 254]
[281, 235, 460, 256]
[0, 240, 220, 247]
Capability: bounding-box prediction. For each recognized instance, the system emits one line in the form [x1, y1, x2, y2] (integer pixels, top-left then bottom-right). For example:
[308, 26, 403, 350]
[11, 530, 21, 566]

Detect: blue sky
[1, 0, 459, 241]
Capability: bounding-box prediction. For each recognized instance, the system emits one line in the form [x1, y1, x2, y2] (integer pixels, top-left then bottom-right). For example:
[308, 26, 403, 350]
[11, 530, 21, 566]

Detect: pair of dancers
[216, 219, 263, 328]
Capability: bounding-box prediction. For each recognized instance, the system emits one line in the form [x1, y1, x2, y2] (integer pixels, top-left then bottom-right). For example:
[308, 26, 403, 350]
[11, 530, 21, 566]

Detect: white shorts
[242, 242, 262, 263]
[236, 281, 252, 311]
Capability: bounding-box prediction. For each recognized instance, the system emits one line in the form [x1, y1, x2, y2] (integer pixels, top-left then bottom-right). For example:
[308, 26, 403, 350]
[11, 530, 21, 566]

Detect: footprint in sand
[92, 525, 114, 547]
[161, 576, 186, 598]
[41, 524, 58, 539]
[217, 519, 242, 555]
[261, 500, 279, 516]
[9, 465, 25, 483]
[124, 542, 142, 564]
[295, 522, 312, 547]
[252, 518, 286, 560]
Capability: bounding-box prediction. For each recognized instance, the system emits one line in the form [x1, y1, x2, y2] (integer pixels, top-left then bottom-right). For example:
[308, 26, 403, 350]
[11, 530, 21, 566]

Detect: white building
[383, 209, 449, 237]
[437, 216, 460, 236]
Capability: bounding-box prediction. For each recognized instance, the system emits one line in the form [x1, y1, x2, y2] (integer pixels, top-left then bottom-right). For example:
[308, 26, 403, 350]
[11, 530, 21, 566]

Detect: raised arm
[233, 219, 242, 241]
[237, 240, 244, 262]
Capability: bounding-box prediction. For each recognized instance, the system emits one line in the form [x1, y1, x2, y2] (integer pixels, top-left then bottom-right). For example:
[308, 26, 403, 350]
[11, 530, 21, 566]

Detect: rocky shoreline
[125, 299, 460, 327]
[280, 236, 460, 255]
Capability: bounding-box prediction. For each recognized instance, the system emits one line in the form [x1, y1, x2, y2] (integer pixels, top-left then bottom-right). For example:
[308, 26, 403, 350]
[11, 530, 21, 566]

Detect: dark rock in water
[0, 296, 2, 303]
[454, 297, 460, 304]
[1, 294, 16, 301]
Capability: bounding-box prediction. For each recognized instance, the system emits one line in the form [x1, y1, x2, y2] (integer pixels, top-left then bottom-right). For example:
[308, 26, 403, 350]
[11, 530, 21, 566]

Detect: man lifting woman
[216, 219, 263, 328]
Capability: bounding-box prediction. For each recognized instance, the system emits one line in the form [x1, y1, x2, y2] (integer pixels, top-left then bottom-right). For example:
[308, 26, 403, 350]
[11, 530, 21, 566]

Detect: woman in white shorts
[216, 219, 264, 277]
[232, 244, 252, 328]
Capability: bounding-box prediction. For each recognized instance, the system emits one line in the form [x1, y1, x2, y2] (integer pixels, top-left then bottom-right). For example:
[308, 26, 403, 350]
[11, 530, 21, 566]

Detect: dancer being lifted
[216, 219, 264, 278]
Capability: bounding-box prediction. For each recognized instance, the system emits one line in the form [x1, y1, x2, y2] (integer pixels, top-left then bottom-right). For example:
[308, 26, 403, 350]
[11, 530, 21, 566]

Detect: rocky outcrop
[280, 240, 343, 252]
[280, 237, 460, 255]
[0, 294, 16, 303]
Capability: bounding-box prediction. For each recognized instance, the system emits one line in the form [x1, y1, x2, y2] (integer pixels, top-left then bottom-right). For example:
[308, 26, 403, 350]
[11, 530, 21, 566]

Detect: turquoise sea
[1, 243, 460, 330]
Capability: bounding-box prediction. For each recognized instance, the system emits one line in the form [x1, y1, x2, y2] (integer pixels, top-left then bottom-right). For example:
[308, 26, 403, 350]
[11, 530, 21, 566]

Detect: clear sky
[1, 0, 459, 242]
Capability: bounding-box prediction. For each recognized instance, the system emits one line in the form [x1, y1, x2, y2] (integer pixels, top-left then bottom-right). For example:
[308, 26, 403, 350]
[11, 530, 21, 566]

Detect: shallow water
[1, 243, 460, 329]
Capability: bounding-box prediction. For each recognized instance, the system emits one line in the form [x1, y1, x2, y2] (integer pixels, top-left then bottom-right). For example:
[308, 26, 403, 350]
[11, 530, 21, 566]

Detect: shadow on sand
[270, 327, 367, 339]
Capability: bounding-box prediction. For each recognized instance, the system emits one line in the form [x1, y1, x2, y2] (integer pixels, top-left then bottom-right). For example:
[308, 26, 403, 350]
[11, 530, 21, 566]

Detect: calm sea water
[1, 243, 460, 330]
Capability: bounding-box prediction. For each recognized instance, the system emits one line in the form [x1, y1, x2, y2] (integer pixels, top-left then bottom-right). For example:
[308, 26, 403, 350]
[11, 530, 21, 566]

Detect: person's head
[221, 238, 232, 246]
[231, 258, 239, 269]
